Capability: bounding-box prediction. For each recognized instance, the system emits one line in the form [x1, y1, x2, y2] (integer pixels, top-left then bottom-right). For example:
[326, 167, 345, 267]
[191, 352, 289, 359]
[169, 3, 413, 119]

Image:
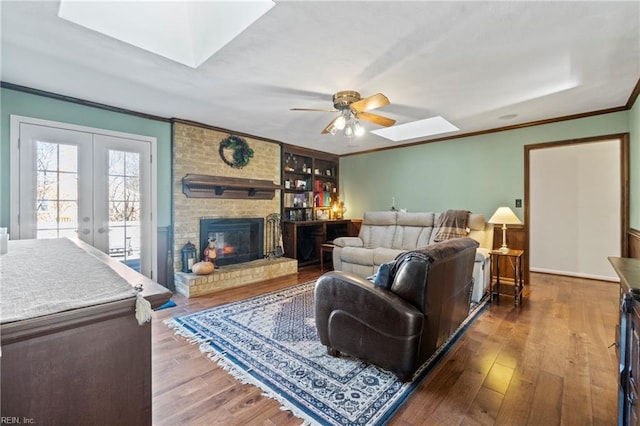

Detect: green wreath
[218, 135, 254, 169]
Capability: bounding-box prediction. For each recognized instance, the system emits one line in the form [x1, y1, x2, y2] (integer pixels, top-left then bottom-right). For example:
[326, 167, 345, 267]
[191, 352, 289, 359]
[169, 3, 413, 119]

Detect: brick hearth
[172, 121, 287, 293]
[174, 257, 298, 298]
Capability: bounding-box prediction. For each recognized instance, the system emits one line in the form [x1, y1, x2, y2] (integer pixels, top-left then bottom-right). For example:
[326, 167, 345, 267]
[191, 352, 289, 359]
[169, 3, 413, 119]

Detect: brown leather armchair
[314, 237, 479, 381]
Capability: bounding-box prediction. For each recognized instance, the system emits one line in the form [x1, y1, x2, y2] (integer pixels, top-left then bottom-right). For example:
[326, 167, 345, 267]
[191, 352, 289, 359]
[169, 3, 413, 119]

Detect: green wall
[2, 86, 638, 232]
[0, 88, 172, 227]
[340, 111, 633, 225]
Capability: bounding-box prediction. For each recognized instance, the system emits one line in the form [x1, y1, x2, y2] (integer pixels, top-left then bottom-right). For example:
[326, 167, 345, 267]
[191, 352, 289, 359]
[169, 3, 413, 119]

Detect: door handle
[97, 227, 109, 234]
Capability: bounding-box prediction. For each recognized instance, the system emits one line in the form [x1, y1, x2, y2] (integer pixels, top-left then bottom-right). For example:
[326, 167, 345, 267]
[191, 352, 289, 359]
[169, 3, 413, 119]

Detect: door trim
[524, 133, 630, 283]
[10, 115, 158, 279]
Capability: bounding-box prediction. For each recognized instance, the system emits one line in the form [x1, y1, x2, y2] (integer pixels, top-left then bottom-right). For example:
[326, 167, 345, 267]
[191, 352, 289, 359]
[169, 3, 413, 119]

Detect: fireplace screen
[199, 218, 264, 267]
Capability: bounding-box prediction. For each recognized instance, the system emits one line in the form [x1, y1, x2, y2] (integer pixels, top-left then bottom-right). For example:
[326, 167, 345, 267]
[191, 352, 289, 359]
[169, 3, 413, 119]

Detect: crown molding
[626, 77, 640, 109]
[0, 81, 170, 122]
[340, 105, 629, 158]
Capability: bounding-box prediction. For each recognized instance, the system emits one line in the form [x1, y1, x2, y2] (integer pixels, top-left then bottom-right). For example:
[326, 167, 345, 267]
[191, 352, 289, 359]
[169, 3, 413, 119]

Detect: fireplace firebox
[199, 218, 264, 267]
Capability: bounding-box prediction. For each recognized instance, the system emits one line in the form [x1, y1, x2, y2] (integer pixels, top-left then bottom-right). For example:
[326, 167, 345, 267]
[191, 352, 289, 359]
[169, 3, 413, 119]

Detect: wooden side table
[489, 249, 524, 306]
[320, 243, 335, 272]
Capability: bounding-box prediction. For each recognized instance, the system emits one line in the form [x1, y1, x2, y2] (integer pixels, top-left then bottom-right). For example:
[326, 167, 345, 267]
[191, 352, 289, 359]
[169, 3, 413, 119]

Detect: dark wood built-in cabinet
[282, 219, 360, 267]
[281, 145, 358, 266]
[282, 145, 339, 222]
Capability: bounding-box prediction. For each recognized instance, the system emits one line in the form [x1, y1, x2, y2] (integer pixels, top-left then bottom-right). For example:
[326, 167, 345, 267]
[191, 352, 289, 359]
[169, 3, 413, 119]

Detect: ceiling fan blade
[350, 93, 390, 112]
[321, 116, 342, 134]
[291, 108, 338, 112]
[354, 111, 396, 127]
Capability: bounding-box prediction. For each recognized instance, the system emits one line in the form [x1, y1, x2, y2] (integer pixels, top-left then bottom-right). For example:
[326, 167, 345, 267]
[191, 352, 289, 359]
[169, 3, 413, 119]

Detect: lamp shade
[488, 207, 521, 225]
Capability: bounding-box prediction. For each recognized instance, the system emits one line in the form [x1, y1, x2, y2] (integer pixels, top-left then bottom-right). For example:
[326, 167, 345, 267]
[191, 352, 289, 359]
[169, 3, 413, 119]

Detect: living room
[1, 1, 640, 425]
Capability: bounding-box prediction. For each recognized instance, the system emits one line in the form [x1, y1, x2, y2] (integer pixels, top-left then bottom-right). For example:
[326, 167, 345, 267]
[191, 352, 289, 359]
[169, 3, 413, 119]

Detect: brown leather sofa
[314, 237, 479, 381]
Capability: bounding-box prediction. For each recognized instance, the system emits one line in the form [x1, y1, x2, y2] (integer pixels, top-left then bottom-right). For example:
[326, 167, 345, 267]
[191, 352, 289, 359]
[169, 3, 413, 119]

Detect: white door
[11, 116, 156, 278]
[529, 139, 621, 281]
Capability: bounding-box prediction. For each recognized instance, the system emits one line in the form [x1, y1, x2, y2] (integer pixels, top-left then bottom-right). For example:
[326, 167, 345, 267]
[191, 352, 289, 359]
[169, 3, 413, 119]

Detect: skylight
[371, 116, 459, 142]
[58, 1, 275, 69]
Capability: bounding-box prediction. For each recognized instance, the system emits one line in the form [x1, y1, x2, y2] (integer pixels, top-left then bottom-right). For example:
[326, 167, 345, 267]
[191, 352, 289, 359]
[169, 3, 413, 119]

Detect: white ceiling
[2, 1, 639, 155]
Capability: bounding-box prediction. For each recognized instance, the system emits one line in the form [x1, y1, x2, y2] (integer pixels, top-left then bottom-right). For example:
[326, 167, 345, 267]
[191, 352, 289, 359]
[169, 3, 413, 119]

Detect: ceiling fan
[291, 91, 396, 137]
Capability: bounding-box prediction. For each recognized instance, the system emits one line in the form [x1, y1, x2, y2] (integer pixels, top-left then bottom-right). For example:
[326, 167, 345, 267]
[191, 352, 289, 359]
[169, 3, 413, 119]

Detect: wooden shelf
[282, 145, 339, 221]
[182, 174, 281, 200]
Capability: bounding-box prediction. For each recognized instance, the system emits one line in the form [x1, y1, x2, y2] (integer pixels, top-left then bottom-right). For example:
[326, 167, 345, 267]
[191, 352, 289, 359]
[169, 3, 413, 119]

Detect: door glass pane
[58, 144, 78, 172]
[109, 175, 126, 200]
[108, 149, 141, 271]
[37, 142, 57, 171]
[35, 142, 79, 239]
[108, 150, 125, 175]
[59, 172, 78, 200]
[37, 171, 57, 200]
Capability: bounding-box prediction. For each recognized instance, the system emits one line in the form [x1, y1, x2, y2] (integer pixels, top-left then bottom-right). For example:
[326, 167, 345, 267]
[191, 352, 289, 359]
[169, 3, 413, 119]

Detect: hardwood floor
[151, 268, 619, 425]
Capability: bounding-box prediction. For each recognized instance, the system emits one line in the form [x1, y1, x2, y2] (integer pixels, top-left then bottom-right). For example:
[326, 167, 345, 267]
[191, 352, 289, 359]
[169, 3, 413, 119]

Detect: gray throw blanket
[434, 209, 470, 241]
[1, 238, 139, 324]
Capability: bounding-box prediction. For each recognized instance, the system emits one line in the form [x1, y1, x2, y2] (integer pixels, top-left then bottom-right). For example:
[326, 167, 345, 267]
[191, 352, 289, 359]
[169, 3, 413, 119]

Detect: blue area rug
[166, 281, 487, 425]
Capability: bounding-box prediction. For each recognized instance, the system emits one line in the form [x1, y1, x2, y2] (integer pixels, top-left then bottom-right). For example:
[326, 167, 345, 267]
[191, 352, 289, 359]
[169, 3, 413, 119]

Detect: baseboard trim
[529, 267, 619, 283]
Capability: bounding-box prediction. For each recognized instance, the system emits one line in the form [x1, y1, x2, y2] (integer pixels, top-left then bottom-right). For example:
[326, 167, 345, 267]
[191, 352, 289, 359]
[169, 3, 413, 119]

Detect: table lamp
[488, 207, 522, 252]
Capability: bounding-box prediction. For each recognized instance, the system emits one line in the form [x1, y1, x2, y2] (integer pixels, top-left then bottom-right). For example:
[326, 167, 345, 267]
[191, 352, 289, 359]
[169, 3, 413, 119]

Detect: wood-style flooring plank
[152, 268, 619, 425]
[527, 370, 563, 426]
[461, 386, 504, 426]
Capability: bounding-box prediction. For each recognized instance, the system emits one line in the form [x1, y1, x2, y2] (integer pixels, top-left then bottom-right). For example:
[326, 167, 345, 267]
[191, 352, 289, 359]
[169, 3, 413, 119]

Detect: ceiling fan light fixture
[294, 90, 393, 138]
[344, 123, 354, 138]
[354, 121, 365, 137]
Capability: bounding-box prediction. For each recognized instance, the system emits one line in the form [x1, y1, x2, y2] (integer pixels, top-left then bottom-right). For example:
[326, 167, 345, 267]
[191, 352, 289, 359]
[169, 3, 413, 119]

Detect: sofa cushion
[396, 212, 434, 227]
[467, 214, 490, 247]
[393, 226, 433, 250]
[333, 236, 364, 248]
[373, 247, 405, 266]
[340, 246, 375, 265]
[360, 211, 398, 248]
[392, 212, 435, 249]
[468, 213, 486, 231]
[361, 225, 397, 249]
[362, 211, 398, 226]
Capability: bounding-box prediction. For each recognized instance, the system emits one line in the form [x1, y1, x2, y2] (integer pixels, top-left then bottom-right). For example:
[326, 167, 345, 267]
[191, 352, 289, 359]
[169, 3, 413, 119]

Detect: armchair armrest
[333, 237, 364, 248]
[315, 271, 422, 338]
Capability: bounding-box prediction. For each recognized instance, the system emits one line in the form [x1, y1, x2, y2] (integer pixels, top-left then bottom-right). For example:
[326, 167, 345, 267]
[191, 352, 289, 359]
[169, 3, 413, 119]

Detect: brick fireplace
[199, 217, 264, 266]
[172, 121, 297, 297]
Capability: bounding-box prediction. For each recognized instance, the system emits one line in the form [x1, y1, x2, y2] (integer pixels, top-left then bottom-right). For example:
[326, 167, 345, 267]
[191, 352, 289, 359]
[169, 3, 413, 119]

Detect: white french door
[10, 116, 157, 279]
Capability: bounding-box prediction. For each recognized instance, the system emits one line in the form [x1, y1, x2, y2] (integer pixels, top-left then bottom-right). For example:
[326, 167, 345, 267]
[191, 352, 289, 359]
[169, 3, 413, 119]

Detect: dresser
[1, 238, 171, 425]
[610, 257, 640, 426]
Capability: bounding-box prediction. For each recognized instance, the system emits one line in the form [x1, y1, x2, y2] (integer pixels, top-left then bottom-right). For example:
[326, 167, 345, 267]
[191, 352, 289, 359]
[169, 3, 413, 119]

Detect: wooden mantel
[182, 174, 281, 200]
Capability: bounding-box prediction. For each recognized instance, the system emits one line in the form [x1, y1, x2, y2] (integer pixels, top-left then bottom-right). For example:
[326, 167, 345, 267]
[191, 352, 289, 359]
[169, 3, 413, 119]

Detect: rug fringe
[163, 318, 212, 345]
[166, 318, 318, 426]
[207, 347, 316, 425]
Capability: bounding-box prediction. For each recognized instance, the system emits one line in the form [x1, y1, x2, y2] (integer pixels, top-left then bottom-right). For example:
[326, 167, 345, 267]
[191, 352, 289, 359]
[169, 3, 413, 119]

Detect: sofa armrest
[333, 237, 364, 248]
[315, 271, 422, 338]
[475, 247, 490, 262]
